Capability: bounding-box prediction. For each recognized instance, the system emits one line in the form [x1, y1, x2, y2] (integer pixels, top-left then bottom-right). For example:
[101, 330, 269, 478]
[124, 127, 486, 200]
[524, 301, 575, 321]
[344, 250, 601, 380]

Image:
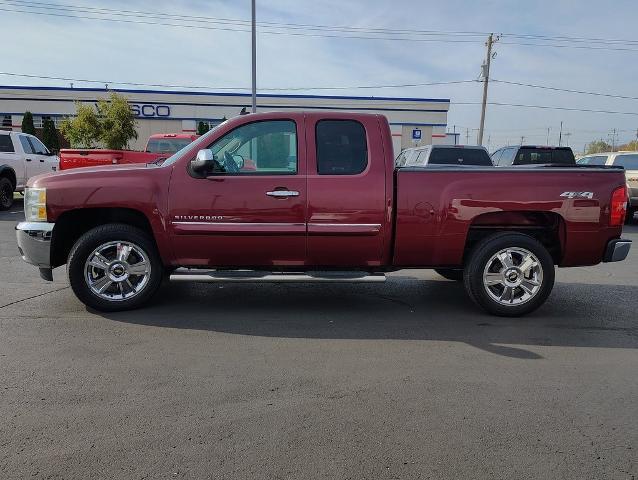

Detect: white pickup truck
[0, 130, 59, 210]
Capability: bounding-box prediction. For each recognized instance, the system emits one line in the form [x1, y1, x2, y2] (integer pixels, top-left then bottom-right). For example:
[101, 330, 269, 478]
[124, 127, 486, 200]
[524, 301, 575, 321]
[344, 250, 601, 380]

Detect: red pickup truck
[16, 112, 631, 316]
[58, 133, 199, 170]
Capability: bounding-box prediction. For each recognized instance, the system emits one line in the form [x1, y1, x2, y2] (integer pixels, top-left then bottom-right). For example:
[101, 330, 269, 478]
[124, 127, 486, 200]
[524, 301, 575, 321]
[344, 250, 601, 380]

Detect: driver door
[168, 117, 307, 267]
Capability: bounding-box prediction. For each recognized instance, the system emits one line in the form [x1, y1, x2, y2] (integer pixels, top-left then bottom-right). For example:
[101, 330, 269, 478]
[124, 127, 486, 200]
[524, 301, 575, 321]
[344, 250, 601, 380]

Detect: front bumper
[16, 222, 55, 280]
[603, 238, 632, 263]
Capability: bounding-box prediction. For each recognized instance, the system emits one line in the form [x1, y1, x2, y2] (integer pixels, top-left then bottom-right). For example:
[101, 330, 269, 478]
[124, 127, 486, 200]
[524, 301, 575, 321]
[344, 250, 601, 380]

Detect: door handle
[266, 190, 299, 198]
[39, 159, 45, 162]
[26, 158, 32, 162]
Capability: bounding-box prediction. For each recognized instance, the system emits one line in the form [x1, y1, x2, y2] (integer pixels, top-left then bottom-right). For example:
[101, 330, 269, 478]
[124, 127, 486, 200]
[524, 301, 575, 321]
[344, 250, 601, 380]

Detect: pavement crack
[0, 286, 69, 309]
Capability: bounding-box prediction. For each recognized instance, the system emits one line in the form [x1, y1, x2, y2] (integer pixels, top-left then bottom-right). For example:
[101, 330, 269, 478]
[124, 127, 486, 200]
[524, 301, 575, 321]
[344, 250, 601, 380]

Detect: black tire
[463, 232, 555, 317]
[67, 223, 163, 312]
[434, 268, 464, 282]
[0, 177, 14, 210]
[625, 207, 636, 225]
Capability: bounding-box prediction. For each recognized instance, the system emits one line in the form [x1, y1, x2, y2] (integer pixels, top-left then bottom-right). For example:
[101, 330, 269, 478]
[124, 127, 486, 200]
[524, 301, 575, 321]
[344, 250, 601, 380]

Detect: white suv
[0, 131, 59, 209]
[578, 151, 638, 223]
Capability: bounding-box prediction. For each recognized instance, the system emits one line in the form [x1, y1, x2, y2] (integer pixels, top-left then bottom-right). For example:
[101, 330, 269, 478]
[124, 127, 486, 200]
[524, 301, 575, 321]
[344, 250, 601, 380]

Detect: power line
[1, 0, 638, 51]
[6, 0, 638, 46]
[0, 71, 477, 91]
[493, 79, 638, 100]
[452, 101, 638, 116]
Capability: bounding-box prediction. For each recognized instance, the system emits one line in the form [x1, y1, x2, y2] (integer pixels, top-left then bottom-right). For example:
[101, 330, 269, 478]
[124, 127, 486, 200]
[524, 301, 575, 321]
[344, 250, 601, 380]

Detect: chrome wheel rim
[482, 247, 543, 306]
[84, 241, 151, 301]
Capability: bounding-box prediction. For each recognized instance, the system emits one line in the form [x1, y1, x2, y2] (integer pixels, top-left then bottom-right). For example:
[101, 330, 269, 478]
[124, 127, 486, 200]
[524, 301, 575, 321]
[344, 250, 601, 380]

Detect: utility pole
[251, 0, 257, 113]
[610, 128, 618, 151]
[546, 127, 551, 146]
[564, 132, 572, 146]
[466, 128, 470, 145]
[520, 136, 525, 145]
[478, 33, 498, 146]
[558, 121, 563, 147]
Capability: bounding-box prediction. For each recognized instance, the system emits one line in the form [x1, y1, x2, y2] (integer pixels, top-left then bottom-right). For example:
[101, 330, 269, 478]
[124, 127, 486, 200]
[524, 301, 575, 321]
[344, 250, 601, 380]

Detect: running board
[169, 269, 386, 283]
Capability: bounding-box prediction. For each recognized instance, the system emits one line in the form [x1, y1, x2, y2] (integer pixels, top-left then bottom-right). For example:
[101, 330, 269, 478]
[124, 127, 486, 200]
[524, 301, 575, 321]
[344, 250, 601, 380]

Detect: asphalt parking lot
[1, 198, 637, 480]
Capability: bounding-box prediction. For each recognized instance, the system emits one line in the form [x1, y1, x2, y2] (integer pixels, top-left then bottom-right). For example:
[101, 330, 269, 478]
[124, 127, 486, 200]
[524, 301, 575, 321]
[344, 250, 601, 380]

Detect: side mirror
[232, 155, 244, 169]
[191, 149, 215, 172]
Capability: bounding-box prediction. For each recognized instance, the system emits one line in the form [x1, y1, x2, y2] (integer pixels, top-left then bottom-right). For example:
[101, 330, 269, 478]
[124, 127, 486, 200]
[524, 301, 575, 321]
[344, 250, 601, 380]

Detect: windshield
[146, 138, 194, 154]
[160, 122, 227, 166]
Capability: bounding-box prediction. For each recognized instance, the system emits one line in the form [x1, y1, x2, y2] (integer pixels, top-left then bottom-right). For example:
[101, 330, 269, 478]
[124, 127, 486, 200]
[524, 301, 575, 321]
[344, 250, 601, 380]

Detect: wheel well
[464, 211, 565, 264]
[0, 166, 16, 190]
[51, 208, 155, 267]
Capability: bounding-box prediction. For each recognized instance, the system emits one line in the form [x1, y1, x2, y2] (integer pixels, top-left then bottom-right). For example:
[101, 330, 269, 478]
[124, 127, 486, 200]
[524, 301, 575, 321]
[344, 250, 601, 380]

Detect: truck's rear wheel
[0, 177, 14, 210]
[463, 233, 555, 317]
[434, 268, 463, 281]
[67, 224, 163, 312]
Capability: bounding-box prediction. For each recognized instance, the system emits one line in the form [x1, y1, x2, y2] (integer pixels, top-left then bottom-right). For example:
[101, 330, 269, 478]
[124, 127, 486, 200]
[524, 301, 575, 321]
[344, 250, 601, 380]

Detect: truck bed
[393, 166, 626, 268]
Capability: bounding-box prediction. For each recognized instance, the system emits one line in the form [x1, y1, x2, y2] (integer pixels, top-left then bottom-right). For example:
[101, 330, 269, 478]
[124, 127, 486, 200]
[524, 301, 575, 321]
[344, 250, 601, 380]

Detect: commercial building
[0, 85, 451, 153]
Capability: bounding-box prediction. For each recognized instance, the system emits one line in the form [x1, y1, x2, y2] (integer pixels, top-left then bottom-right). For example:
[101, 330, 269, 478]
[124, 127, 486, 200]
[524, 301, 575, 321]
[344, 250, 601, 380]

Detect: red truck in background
[16, 111, 631, 316]
[58, 133, 199, 170]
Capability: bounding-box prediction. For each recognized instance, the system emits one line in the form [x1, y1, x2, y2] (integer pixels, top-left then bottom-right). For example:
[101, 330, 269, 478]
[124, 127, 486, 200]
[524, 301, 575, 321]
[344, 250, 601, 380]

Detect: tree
[197, 121, 210, 135]
[585, 140, 612, 155]
[60, 102, 101, 148]
[96, 92, 138, 150]
[21, 111, 36, 135]
[618, 140, 638, 151]
[42, 118, 60, 153]
[59, 92, 137, 150]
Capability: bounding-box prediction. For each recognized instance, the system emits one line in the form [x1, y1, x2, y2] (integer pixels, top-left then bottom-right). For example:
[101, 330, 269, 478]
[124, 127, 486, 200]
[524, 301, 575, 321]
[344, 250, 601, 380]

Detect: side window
[613, 154, 638, 170]
[204, 120, 297, 175]
[491, 149, 503, 166]
[0, 135, 14, 153]
[28, 136, 50, 155]
[500, 147, 516, 166]
[316, 120, 368, 175]
[19, 135, 34, 154]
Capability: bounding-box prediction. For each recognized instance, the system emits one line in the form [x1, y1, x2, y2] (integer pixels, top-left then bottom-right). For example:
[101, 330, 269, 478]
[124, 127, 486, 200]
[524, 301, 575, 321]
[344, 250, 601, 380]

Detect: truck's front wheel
[67, 224, 163, 312]
[0, 177, 14, 210]
[463, 233, 555, 317]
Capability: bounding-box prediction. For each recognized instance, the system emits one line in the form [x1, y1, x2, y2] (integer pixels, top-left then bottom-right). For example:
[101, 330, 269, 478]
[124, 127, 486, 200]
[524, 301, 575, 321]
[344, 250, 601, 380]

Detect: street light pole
[251, 0, 257, 113]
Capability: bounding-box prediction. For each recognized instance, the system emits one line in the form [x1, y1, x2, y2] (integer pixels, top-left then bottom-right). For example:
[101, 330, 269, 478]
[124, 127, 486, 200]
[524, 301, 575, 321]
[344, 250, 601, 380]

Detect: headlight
[24, 187, 47, 222]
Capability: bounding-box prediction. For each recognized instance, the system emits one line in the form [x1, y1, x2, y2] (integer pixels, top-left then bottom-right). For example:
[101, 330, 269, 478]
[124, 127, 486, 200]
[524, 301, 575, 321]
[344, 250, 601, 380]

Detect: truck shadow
[99, 277, 638, 360]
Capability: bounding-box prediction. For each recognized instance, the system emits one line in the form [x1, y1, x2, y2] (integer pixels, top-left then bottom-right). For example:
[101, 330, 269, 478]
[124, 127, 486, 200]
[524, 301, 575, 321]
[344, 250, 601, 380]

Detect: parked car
[16, 112, 631, 316]
[396, 145, 493, 167]
[492, 145, 576, 167]
[0, 130, 59, 210]
[578, 151, 638, 223]
[59, 133, 199, 170]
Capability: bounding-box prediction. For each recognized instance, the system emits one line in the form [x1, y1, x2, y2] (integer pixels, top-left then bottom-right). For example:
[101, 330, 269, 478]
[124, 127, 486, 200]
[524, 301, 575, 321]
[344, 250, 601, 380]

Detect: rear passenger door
[305, 115, 388, 267]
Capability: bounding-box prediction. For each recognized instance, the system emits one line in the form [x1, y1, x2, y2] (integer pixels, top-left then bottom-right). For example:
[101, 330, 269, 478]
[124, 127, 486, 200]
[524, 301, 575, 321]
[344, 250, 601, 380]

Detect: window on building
[0, 134, 14, 152]
[1, 115, 12, 128]
[316, 120, 368, 175]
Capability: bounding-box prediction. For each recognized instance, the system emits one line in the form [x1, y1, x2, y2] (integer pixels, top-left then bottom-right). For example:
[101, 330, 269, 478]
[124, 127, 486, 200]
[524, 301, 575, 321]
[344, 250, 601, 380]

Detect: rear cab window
[428, 147, 492, 166]
[146, 138, 193, 154]
[514, 147, 575, 166]
[578, 155, 608, 166]
[316, 120, 368, 175]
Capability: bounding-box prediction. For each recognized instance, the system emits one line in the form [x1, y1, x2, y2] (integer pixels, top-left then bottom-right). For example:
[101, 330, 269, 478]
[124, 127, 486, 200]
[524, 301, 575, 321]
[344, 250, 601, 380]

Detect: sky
[2, 0, 638, 152]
